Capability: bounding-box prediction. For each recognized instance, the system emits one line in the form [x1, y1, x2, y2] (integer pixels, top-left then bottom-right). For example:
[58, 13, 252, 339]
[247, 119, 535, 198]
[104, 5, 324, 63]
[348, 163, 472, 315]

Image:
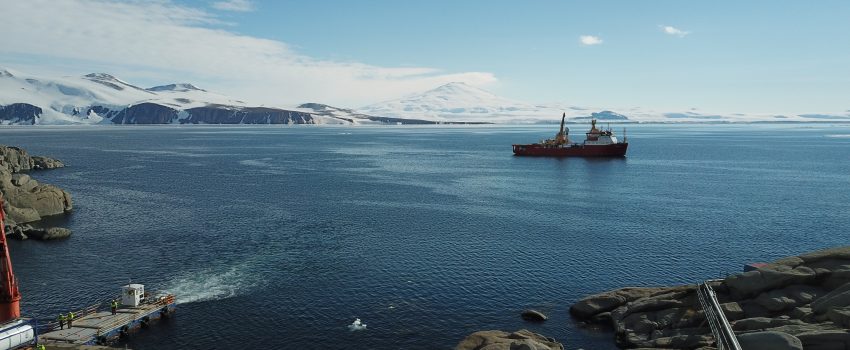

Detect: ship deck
[39, 297, 175, 345]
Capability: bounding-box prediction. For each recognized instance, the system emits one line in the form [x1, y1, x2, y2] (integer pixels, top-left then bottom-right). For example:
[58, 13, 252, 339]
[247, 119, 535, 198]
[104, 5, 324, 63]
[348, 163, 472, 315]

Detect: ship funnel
[0, 197, 21, 322]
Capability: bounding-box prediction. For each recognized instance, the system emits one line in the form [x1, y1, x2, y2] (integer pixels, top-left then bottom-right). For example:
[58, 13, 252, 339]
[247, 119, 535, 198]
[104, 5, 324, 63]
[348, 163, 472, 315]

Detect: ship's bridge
[585, 135, 618, 145]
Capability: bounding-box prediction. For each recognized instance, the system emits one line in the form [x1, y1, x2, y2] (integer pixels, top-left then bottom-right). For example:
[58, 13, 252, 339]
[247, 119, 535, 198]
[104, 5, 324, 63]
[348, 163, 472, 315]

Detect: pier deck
[39, 296, 175, 345]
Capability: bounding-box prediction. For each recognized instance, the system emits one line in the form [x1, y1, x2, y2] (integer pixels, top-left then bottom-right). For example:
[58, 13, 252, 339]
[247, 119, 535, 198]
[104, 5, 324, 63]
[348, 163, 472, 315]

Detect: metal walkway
[696, 281, 742, 350]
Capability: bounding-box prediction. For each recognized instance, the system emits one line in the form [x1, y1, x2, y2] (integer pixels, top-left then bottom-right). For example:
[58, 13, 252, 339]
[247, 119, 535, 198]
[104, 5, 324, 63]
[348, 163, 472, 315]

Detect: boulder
[755, 289, 800, 312]
[7, 225, 27, 240]
[455, 329, 563, 350]
[826, 307, 850, 328]
[823, 269, 850, 291]
[31, 156, 64, 170]
[25, 227, 72, 240]
[812, 282, 850, 314]
[725, 265, 817, 298]
[571, 246, 850, 349]
[737, 331, 803, 350]
[570, 287, 677, 319]
[797, 330, 850, 350]
[0, 146, 34, 172]
[2, 201, 41, 224]
[733, 317, 807, 332]
[0, 145, 71, 242]
[520, 309, 547, 322]
[0, 169, 72, 223]
[799, 247, 850, 264]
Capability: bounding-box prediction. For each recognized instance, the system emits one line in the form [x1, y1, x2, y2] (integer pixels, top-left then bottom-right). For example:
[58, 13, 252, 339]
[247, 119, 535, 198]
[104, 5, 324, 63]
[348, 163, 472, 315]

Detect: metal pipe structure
[697, 281, 742, 350]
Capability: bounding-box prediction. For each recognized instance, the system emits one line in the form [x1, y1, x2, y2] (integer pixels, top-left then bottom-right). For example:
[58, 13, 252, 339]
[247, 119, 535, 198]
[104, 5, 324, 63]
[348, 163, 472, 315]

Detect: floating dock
[38, 285, 175, 346]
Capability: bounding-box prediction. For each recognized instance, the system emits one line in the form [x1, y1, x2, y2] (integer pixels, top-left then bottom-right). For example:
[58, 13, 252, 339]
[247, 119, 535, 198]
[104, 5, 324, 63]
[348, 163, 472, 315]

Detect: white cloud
[579, 35, 603, 46]
[0, 0, 497, 107]
[212, 0, 255, 12]
[661, 26, 689, 38]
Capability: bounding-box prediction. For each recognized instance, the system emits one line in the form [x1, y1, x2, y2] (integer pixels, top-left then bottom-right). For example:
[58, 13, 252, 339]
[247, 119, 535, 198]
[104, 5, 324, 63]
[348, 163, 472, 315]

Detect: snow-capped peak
[82, 73, 150, 93]
[147, 83, 205, 92]
[0, 69, 14, 78]
[358, 81, 537, 121]
[83, 72, 119, 80]
[426, 81, 495, 96]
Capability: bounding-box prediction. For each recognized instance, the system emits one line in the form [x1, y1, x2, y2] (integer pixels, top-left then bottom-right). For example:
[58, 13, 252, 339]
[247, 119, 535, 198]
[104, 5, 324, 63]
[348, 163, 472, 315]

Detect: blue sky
[1, 0, 849, 114]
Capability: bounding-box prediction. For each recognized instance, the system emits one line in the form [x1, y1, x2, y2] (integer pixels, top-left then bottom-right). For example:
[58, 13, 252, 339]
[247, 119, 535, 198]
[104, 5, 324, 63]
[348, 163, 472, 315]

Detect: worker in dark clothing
[57, 313, 66, 330]
[111, 300, 118, 315]
[68, 311, 75, 328]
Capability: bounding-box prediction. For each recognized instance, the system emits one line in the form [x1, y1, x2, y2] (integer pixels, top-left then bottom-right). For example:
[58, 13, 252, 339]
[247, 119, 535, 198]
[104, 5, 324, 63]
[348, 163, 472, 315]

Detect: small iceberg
[348, 318, 367, 331]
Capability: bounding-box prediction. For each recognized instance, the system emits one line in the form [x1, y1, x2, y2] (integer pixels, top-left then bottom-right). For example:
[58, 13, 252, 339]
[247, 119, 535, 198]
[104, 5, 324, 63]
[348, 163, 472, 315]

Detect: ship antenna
[623, 127, 627, 143]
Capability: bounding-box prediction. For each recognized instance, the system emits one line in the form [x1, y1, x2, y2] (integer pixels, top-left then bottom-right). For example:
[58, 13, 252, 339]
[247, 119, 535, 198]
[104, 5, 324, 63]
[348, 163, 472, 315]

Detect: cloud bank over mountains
[0, 0, 496, 108]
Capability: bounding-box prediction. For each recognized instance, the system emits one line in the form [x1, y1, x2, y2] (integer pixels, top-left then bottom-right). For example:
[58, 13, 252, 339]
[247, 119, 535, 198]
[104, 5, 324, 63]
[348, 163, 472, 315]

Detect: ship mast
[0, 197, 21, 322]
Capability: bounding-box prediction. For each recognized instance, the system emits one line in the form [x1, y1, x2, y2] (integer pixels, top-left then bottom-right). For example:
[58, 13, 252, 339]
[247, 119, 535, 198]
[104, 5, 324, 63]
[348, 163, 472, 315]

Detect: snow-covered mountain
[3, 67, 848, 125]
[359, 82, 542, 118]
[360, 82, 850, 124]
[0, 68, 392, 125]
[296, 103, 450, 125]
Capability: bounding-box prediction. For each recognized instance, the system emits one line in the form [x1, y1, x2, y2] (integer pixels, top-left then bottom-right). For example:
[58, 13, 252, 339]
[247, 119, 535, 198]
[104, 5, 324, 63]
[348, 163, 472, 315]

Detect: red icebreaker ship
[512, 113, 628, 157]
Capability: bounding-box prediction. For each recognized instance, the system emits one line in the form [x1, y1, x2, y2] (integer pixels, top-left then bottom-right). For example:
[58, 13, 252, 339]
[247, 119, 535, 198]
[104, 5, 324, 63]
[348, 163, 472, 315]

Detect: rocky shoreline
[455, 329, 564, 350]
[0, 145, 73, 240]
[570, 246, 850, 350]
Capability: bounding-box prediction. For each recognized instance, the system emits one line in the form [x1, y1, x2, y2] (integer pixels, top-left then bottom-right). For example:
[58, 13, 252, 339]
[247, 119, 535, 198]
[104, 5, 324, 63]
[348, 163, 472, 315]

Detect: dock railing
[696, 280, 742, 350]
[38, 295, 121, 332]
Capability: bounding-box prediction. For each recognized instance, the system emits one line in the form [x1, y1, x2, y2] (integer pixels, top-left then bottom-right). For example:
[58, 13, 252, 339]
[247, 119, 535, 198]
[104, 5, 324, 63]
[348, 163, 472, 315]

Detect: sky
[1, 0, 849, 114]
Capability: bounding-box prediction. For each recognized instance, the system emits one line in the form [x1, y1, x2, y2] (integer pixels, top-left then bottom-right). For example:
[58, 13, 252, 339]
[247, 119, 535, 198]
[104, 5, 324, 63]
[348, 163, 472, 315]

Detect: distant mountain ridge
[359, 81, 850, 123]
[359, 82, 542, 120]
[0, 68, 407, 125]
[2, 67, 848, 125]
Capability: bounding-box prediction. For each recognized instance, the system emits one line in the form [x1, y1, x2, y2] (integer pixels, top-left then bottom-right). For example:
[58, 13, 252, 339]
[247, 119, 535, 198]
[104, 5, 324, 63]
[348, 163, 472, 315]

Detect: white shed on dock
[121, 284, 145, 307]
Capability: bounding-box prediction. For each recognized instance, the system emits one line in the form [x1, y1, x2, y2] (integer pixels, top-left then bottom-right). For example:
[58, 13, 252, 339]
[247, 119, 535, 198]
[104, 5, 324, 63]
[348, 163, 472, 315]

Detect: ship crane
[555, 113, 569, 145]
[0, 198, 21, 322]
[0, 196, 34, 350]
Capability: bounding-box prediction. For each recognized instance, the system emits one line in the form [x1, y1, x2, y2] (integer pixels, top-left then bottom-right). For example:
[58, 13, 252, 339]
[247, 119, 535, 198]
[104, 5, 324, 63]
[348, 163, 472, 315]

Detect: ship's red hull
[512, 143, 628, 157]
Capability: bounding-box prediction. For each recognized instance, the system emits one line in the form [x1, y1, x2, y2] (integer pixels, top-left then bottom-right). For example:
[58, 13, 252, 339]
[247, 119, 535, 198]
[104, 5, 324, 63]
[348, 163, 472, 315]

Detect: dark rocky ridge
[0, 103, 41, 125]
[85, 103, 319, 125]
[0, 145, 72, 240]
[111, 102, 179, 124]
[571, 246, 850, 349]
[183, 105, 314, 124]
[574, 110, 630, 121]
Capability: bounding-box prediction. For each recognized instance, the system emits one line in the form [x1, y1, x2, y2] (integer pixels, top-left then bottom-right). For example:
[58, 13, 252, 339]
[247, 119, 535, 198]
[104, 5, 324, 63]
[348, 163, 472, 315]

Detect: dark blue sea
[2, 124, 849, 349]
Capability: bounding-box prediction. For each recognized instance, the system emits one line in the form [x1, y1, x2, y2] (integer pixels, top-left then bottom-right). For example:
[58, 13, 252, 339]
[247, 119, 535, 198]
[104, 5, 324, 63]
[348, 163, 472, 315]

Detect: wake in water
[162, 264, 264, 305]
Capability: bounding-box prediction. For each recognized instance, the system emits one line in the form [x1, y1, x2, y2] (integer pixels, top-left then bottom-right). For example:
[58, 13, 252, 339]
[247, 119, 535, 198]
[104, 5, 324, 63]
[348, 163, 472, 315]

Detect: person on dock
[57, 313, 66, 330]
[68, 311, 75, 328]
[111, 299, 118, 315]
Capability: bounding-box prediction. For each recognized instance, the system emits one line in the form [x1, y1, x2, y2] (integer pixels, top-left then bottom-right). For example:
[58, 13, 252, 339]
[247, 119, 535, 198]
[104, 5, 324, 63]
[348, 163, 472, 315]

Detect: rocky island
[571, 246, 850, 350]
[0, 145, 73, 240]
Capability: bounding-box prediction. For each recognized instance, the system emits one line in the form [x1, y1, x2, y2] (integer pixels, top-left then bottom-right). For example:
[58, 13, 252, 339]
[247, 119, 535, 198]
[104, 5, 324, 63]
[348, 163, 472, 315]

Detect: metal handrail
[697, 281, 742, 350]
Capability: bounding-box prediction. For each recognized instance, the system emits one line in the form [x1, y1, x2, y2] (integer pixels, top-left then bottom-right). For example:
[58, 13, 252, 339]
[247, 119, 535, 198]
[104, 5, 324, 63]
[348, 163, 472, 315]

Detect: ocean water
[2, 124, 850, 349]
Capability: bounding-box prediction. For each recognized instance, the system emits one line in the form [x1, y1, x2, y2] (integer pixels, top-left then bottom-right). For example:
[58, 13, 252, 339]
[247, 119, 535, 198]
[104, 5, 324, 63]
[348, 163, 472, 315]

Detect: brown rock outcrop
[455, 329, 563, 350]
[0, 145, 72, 240]
[571, 246, 850, 349]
